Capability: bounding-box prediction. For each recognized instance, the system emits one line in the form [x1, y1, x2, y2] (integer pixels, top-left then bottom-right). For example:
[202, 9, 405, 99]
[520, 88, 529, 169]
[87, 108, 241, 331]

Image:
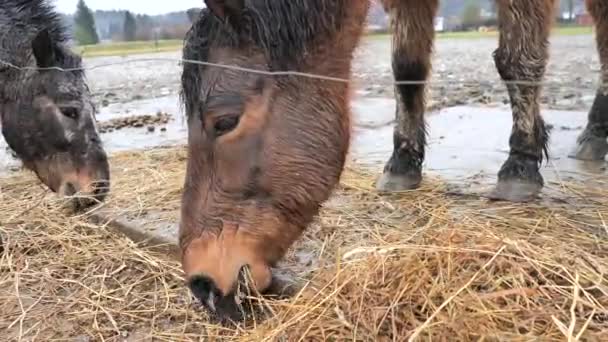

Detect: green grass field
[75, 26, 594, 58]
[73, 39, 183, 58]
[441, 25, 593, 39]
[368, 25, 594, 41]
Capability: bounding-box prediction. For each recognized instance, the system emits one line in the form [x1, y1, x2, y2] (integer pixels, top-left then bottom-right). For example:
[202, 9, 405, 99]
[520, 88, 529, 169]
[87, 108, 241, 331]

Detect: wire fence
[0, 52, 604, 180]
[1, 57, 605, 89]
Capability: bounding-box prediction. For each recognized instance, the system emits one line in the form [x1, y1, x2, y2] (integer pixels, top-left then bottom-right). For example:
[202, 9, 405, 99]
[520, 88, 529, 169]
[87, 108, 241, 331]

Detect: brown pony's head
[1, 28, 110, 209]
[179, 0, 368, 320]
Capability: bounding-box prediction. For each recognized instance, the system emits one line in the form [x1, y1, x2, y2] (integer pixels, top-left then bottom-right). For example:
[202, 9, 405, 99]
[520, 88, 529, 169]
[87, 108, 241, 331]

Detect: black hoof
[488, 179, 542, 202]
[569, 133, 608, 161]
[489, 154, 544, 202]
[375, 171, 422, 191]
[376, 153, 423, 191]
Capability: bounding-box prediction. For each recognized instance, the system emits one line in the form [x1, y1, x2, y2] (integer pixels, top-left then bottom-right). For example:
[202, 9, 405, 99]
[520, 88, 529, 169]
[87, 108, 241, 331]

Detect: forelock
[180, 0, 350, 117]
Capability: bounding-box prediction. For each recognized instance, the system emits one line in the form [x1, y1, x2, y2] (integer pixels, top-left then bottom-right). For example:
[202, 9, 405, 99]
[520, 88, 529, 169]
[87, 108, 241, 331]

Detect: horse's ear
[32, 29, 56, 69]
[204, 0, 245, 29]
[187, 8, 203, 23]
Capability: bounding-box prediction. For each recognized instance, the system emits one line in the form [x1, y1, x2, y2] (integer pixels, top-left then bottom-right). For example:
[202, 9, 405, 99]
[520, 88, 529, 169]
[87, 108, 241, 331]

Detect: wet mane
[0, 0, 83, 72]
[0, 0, 84, 106]
[3, 0, 70, 43]
[180, 0, 352, 117]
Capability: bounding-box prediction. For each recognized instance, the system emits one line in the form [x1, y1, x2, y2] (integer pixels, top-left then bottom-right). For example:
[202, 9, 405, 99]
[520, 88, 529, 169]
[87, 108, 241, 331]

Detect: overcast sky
[54, 0, 204, 15]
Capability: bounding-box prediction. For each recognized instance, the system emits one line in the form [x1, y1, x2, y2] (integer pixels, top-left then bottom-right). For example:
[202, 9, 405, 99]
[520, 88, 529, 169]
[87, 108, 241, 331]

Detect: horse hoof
[488, 180, 542, 202]
[569, 135, 608, 161]
[375, 171, 421, 192]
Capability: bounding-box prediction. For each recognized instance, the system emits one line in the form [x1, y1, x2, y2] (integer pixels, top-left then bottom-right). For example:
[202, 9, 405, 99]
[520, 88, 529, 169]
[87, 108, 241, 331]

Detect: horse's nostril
[189, 275, 222, 312]
[64, 182, 77, 196]
[93, 180, 110, 200]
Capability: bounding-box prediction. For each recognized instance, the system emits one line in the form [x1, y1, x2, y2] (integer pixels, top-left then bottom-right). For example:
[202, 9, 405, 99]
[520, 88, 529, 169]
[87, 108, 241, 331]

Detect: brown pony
[179, 0, 608, 320]
[0, 0, 110, 207]
[376, 0, 608, 202]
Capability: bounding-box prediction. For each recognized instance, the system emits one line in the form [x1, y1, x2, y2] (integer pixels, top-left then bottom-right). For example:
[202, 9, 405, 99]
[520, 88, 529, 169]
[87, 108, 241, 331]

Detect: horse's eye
[213, 115, 240, 136]
[61, 107, 79, 120]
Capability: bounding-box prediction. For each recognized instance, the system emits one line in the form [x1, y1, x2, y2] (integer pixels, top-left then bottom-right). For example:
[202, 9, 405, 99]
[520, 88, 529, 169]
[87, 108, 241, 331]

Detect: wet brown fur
[377, 0, 439, 189]
[587, 0, 608, 96]
[180, 0, 368, 316]
[573, 0, 608, 160]
[180, 0, 608, 320]
[0, 1, 110, 205]
[379, 0, 607, 201]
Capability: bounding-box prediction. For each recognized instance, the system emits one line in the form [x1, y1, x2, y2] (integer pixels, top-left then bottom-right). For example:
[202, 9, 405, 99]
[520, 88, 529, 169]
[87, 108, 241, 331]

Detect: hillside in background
[61, 0, 588, 43]
[62, 10, 191, 41]
[439, 0, 585, 17]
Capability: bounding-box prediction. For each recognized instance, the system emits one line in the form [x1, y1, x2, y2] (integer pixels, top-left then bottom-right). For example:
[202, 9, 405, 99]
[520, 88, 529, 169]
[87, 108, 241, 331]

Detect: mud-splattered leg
[376, 0, 438, 191]
[489, 0, 557, 202]
[571, 0, 608, 160]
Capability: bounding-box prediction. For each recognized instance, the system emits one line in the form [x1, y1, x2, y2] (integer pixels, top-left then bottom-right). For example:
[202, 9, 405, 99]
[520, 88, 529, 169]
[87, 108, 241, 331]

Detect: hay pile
[1, 146, 607, 341]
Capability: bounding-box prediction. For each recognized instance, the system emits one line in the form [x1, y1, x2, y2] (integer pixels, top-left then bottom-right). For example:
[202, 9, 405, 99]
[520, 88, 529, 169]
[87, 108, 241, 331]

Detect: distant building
[576, 11, 593, 26]
[366, 24, 386, 34]
[480, 8, 495, 19]
[562, 4, 593, 26]
[444, 15, 463, 32]
[434, 17, 445, 32]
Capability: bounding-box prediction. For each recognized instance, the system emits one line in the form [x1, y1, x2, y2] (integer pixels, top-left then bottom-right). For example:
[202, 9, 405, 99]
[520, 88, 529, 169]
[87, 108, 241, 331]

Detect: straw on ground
[1, 145, 607, 341]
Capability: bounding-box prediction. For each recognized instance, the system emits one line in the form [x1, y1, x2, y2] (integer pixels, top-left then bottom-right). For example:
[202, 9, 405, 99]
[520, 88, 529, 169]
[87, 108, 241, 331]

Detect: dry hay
[0, 145, 607, 341]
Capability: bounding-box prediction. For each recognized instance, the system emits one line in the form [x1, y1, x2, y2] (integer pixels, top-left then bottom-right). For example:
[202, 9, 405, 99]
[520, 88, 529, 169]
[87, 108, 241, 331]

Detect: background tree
[73, 0, 99, 45]
[488, 1, 497, 18]
[135, 14, 154, 40]
[123, 11, 137, 41]
[461, 0, 482, 28]
[186, 8, 202, 23]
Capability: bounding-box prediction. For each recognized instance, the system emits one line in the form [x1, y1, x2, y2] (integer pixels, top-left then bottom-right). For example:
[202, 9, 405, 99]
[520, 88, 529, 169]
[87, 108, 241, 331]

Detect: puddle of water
[0, 96, 188, 175]
[97, 96, 184, 121]
[96, 96, 188, 152]
[0, 147, 20, 175]
[351, 98, 606, 184]
[352, 97, 396, 127]
[2, 95, 606, 184]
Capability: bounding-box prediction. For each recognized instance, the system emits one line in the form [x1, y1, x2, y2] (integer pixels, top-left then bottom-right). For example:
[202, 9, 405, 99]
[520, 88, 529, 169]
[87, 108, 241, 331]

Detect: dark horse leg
[571, 0, 608, 160]
[376, 0, 438, 191]
[489, 0, 557, 202]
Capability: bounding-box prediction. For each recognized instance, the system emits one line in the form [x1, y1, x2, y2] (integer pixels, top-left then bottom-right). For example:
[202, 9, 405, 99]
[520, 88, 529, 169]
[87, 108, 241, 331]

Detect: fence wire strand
[1, 57, 604, 88]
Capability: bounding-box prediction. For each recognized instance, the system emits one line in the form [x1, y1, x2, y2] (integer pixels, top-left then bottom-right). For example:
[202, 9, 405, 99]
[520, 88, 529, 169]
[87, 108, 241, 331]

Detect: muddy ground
[0, 34, 603, 172]
[25, 32, 602, 252]
[1, 33, 607, 342]
[85, 34, 600, 111]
